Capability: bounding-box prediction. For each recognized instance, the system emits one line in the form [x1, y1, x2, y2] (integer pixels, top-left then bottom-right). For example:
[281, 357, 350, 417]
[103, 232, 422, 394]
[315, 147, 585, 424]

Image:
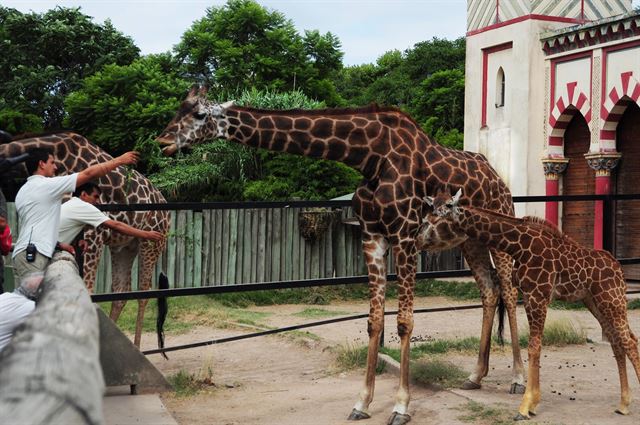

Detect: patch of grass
[458, 401, 517, 425]
[519, 318, 588, 347]
[99, 295, 271, 335]
[210, 279, 479, 308]
[282, 330, 322, 342]
[628, 299, 640, 310]
[168, 370, 206, 397]
[293, 308, 351, 318]
[410, 358, 468, 388]
[549, 299, 586, 310]
[333, 344, 386, 374]
[381, 337, 482, 362]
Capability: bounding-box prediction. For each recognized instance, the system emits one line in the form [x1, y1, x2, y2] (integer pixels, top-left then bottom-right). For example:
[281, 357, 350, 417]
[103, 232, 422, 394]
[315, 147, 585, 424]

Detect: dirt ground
[139, 295, 640, 425]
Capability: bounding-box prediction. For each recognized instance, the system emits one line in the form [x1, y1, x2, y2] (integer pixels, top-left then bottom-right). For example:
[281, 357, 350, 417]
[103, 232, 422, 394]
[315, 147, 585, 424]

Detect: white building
[464, 0, 640, 276]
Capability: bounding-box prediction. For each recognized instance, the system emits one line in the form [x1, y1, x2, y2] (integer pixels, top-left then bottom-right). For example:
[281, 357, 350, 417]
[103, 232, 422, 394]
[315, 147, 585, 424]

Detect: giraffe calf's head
[156, 85, 233, 156]
[416, 188, 467, 251]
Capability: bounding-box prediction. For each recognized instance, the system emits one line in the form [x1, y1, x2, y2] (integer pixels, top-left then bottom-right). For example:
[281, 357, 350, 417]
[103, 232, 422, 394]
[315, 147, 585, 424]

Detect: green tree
[64, 54, 190, 157]
[0, 6, 139, 129]
[174, 0, 342, 103]
[412, 69, 465, 134]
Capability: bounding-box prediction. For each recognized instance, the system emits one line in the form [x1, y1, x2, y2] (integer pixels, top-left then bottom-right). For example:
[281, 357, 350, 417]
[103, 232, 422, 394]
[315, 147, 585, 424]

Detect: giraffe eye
[193, 111, 206, 120]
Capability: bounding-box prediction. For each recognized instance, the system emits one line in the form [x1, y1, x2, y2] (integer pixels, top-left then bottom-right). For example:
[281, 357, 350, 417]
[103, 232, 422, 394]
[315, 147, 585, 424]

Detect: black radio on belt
[26, 243, 36, 262]
[25, 228, 36, 262]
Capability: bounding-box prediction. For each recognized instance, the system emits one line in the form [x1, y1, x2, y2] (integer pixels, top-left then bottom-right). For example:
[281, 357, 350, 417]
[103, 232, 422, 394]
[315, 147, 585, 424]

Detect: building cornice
[541, 11, 640, 56]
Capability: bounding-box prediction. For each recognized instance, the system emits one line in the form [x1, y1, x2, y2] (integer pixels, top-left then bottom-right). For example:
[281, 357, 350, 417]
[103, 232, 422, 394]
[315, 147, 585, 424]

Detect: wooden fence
[2, 204, 463, 294]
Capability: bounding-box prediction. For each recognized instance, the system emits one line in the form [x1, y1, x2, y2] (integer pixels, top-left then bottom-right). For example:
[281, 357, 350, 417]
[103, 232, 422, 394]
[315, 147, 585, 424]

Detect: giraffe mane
[11, 130, 79, 141]
[468, 206, 574, 241]
[232, 104, 423, 127]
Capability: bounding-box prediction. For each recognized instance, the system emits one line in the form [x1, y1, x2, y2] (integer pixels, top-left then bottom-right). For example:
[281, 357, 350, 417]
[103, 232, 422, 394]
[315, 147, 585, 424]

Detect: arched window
[495, 67, 505, 107]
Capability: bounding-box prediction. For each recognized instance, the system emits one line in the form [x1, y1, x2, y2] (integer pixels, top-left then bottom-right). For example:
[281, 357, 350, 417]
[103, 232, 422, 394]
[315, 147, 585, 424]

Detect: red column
[585, 153, 621, 251]
[542, 159, 568, 227]
[593, 174, 611, 250]
[545, 177, 560, 226]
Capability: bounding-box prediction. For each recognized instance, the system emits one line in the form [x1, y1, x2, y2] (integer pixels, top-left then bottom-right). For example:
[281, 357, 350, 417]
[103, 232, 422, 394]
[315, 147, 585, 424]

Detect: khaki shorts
[12, 250, 50, 286]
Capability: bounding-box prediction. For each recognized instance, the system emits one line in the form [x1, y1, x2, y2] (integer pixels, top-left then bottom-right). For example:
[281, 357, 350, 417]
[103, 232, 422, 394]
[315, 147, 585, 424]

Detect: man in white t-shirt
[12, 147, 140, 284]
[59, 182, 164, 246]
[0, 272, 43, 353]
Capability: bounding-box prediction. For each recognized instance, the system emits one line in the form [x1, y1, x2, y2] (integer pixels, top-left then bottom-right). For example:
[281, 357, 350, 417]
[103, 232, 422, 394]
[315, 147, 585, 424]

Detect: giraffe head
[415, 188, 466, 250]
[156, 86, 233, 156]
[425, 188, 463, 220]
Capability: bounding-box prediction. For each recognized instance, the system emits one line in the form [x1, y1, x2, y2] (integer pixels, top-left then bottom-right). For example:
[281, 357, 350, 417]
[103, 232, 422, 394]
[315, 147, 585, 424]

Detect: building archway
[614, 101, 640, 279]
[561, 112, 594, 248]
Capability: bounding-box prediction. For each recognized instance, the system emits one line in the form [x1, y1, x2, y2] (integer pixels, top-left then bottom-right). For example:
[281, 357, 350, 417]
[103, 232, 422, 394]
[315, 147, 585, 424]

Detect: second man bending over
[58, 182, 164, 249]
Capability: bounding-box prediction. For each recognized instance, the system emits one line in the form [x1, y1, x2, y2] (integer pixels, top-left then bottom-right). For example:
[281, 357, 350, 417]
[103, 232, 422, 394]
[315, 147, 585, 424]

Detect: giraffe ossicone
[423, 190, 640, 419]
[156, 86, 526, 423]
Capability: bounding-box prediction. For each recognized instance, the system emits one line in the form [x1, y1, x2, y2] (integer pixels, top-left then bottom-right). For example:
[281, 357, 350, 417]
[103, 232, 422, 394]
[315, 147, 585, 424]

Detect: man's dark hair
[25, 147, 54, 175]
[73, 182, 102, 198]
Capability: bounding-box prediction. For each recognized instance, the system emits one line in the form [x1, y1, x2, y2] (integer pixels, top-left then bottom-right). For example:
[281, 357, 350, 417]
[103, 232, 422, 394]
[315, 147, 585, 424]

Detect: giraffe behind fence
[422, 188, 640, 420]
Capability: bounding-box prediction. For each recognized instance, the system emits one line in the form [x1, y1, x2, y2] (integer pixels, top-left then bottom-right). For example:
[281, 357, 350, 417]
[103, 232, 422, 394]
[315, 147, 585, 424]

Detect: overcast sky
[3, 0, 467, 66]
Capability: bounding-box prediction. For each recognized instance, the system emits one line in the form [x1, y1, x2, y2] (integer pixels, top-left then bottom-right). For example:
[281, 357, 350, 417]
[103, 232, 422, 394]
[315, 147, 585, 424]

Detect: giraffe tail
[490, 267, 506, 346]
[157, 272, 169, 360]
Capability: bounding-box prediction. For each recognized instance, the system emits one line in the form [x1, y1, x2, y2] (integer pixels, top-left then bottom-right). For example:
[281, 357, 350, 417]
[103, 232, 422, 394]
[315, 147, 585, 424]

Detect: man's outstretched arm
[101, 220, 164, 242]
[76, 152, 140, 187]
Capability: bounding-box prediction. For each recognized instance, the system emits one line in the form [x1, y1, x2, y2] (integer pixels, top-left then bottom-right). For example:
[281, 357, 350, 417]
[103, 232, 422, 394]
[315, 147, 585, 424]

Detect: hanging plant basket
[298, 208, 340, 242]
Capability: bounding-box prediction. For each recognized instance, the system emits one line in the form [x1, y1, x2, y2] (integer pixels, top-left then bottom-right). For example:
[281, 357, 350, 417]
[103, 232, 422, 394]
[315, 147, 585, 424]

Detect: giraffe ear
[198, 85, 209, 97]
[452, 188, 463, 205]
[220, 100, 234, 110]
[188, 85, 198, 98]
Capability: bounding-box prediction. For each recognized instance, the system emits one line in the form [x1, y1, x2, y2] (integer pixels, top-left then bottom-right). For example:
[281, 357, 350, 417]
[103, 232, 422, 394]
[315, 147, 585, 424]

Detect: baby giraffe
[420, 188, 640, 420]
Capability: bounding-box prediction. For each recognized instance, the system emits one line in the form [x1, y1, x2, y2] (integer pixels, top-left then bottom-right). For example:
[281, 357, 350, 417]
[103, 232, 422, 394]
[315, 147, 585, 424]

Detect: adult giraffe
[0, 132, 169, 350]
[423, 189, 640, 419]
[156, 86, 524, 424]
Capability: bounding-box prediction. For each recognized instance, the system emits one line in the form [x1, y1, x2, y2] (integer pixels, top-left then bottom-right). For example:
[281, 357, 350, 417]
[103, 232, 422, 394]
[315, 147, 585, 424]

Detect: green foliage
[149, 140, 256, 201]
[292, 308, 351, 319]
[243, 151, 361, 200]
[64, 54, 190, 157]
[518, 319, 588, 347]
[458, 401, 515, 425]
[332, 36, 466, 145]
[628, 299, 640, 309]
[0, 6, 139, 129]
[174, 0, 343, 103]
[0, 109, 43, 134]
[334, 344, 386, 374]
[410, 358, 468, 388]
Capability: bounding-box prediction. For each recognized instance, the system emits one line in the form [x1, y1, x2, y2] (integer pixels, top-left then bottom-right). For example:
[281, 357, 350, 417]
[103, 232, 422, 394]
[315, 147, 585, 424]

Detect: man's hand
[0, 216, 7, 232]
[115, 151, 140, 167]
[77, 239, 88, 252]
[57, 242, 75, 255]
[144, 231, 165, 242]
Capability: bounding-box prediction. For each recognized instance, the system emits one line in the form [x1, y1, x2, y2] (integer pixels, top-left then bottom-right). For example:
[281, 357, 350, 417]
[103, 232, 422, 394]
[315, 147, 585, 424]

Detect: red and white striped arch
[547, 81, 591, 157]
[600, 71, 640, 151]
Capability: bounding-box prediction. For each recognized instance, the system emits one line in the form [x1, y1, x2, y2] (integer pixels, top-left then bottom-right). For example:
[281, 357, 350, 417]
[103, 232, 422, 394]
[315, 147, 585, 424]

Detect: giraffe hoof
[509, 383, 526, 394]
[615, 408, 629, 415]
[513, 412, 530, 421]
[348, 409, 370, 420]
[387, 412, 411, 425]
[460, 379, 482, 390]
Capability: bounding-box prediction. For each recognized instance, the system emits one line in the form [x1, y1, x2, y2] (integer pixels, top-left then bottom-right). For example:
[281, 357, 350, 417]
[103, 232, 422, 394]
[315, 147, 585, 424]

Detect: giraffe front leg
[494, 250, 525, 394]
[349, 236, 388, 421]
[515, 293, 548, 420]
[386, 242, 417, 425]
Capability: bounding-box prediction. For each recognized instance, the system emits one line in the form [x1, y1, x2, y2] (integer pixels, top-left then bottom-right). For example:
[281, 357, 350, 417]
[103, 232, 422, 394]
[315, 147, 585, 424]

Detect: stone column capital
[584, 152, 621, 177]
[541, 157, 569, 180]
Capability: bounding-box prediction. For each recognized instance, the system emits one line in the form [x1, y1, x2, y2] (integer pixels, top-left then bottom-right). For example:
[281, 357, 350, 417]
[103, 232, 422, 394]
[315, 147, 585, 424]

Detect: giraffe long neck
[223, 105, 428, 179]
[454, 207, 534, 258]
